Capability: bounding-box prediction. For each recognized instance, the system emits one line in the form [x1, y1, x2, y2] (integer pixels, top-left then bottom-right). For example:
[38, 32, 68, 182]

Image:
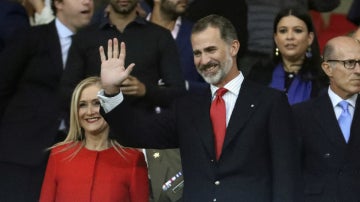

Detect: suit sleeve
[269, 93, 301, 202]
[102, 99, 179, 149]
[129, 151, 149, 202]
[39, 149, 58, 202]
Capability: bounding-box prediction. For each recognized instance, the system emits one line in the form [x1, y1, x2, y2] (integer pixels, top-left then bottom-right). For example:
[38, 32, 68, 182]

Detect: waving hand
[99, 38, 135, 95]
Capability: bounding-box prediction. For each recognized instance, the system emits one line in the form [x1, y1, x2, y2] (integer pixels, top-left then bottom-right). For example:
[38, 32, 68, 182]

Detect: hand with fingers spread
[99, 38, 135, 95]
[121, 75, 146, 97]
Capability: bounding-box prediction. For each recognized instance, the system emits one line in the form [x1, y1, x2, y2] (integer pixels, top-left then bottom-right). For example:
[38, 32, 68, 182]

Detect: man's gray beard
[200, 56, 233, 85]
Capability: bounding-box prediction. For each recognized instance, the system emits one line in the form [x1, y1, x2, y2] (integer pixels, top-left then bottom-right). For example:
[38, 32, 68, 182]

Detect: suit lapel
[313, 94, 347, 148]
[47, 21, 64, 74]
[191, 89, 216, 158]
[348, 95, 360, 146]
[223, 80, 261, 150]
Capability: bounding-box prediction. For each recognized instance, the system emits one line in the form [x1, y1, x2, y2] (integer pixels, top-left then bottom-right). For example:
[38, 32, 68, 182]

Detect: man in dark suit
[0, 0, 30, 52]
[98, 14, 300, 202]
[293, 36, 360, 201]
[0, 0, 94, 201]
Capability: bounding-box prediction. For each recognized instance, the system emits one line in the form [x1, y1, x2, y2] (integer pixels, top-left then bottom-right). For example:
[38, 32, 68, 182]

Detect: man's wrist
[103, 87, 120, 97]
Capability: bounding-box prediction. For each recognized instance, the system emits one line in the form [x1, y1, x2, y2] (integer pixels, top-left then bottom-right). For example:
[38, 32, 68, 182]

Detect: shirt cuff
[97, 89, 123, 113]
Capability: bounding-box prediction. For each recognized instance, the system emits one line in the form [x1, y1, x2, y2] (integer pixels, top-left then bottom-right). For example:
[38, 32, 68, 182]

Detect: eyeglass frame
[325, 59, 360, 70]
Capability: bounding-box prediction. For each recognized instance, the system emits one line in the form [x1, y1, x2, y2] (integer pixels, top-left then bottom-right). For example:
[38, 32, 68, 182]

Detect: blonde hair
[50, 76, 127, 158]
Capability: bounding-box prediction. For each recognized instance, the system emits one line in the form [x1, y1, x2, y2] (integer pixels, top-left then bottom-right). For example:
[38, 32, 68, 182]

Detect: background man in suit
[0, 0, 30, 52]
[293, 36, 360, 201]
[0, 0, 93, 201]
[98, 14, 299, 202]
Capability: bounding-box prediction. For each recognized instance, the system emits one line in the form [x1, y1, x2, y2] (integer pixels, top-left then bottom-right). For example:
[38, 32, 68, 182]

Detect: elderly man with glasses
[293, 36, 360, 201]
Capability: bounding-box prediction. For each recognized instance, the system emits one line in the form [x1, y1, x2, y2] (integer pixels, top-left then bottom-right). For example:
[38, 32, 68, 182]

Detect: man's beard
[198, 54, 233, 85]
[110, 1, 138, 15]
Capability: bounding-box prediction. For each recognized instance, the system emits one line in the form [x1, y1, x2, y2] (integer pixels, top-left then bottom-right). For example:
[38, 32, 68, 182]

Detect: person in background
[0, 0, 30, 52]
[248, 7, 326, 105]
[293, 36, 360, 201]
[239, 0, 340, 76]
[0, 0, 94, 201]
[40, 76, 149, 202]
[98, 14, 300, 202]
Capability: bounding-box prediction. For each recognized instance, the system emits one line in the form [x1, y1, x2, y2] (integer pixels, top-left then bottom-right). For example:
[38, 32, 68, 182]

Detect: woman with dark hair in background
[248, 7, 327, 105]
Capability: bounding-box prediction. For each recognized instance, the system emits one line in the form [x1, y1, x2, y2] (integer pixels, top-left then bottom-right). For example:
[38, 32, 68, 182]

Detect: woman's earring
[306, 47, 312, 58]
[275, 47, 279, 56]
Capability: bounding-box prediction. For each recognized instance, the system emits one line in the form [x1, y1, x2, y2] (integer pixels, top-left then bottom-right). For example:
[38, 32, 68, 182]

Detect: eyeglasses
[326, 59, 360, 70]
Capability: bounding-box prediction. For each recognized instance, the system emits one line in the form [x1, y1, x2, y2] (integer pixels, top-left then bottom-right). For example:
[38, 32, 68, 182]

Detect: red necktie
[210, 87, 228, 160]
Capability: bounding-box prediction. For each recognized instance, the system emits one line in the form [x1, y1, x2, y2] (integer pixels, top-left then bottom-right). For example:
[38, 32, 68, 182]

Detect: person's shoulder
[19, 21, 56, 39]
[75, 23, 101, 36]
[117, 148, 146, 165]
[50, 142, 80, 156]
[141, 20, 173, 34]
[292, 93, 326, 112]
[243, 78, 281, 95]
[180, 17, 194, 27]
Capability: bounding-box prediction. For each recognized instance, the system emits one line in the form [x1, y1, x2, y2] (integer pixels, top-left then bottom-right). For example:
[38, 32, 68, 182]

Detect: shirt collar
[210, 72, 244, 98]
[328, 87, 358, 108]
[55, 18, 74, 38]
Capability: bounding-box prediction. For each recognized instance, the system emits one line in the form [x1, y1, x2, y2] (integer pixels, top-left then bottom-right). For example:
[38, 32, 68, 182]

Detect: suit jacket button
[214, 180, 220, 185]
[213, 198, 217, 202]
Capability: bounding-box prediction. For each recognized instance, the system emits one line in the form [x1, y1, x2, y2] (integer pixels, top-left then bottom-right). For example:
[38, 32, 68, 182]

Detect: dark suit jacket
[0, 21, 64, 166]
[146, 149, 183, 202]
[103, 79, 300, 202]
[293, 93, 360, 202]
[0, 0, 30, 52]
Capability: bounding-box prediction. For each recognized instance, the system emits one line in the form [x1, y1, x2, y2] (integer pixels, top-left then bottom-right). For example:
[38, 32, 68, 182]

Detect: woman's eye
[294, 28, 303, 33]
[79, 103, 87, 108]
[278, 29, 287, 34]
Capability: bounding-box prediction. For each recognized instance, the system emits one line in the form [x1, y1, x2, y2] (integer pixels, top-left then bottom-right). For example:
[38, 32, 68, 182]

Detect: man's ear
[321, 62, 333, 78]
[230, 40, 240, 56]
[54, 0, 63, 11]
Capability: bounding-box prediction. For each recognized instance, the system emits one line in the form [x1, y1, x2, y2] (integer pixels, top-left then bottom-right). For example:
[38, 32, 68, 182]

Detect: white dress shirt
[55, 18, 73, 68]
